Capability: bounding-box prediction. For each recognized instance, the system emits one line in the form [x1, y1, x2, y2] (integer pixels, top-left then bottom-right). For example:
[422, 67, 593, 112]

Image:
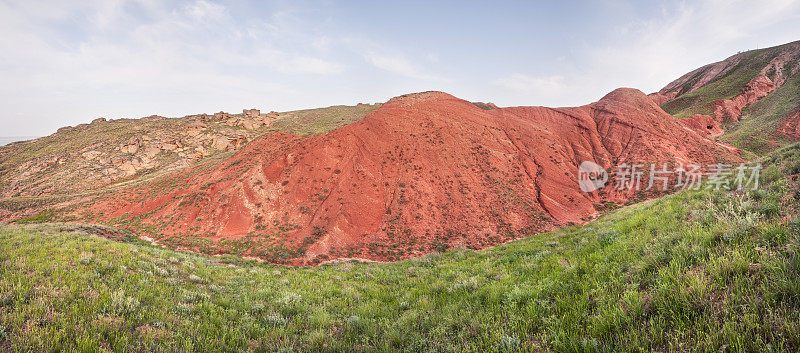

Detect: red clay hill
[86, 89, 742, 264]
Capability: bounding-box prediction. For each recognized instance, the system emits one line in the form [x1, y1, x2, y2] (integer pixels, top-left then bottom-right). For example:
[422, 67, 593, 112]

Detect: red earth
[84, 89, 743, 264]
[648, 91, 678, 106]
[680, 114, 724, 137]
[778, 110, 800, 140]
[712, 75, 776, 123]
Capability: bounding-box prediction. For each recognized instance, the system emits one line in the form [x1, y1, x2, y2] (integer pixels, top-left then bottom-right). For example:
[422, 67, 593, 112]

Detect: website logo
[578, 161, 608, 192]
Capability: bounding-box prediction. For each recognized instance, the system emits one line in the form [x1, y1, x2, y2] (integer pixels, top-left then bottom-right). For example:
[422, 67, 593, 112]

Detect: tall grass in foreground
[1, 145, 799, 352]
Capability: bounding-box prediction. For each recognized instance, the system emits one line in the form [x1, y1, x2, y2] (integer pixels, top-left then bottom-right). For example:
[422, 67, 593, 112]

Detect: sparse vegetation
[270, 104, 380, 135]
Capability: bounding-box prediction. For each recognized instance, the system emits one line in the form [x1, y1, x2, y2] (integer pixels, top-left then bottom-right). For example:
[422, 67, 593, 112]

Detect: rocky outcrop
[472, 102, 500, 110]
[187, 121, 208, 132]
[712, 75, 776, 123]
[0, 113, 275, 198]
[224, 111, 279, 130]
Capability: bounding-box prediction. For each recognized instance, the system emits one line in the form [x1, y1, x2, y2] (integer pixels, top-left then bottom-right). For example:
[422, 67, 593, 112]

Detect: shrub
[264, 313, 287, 326]
[345, 315, 364, 334]
[757, 195, 781, 219]
[250, 303, 266, 314]
[760, 165, 782, 185]
[450, 276, 479, 292]
[188, 274, 206, 284]
[723, 221, 755, 242]
[503, 285, 531, 309]
[759, 224, 789, 246]
[79, 252, 93, 265]
[181, 291, 210, 303]
[278, 292, 301, 306]
[346, 314, 360, 326]
[790, 216, 800, 235]
[107, 290, 140, 318]
[398, 301, 411, 311]
[597, 228, 619, 247]
[0, 291, 12, 307]
[278, 292, 302, 316]
[784, 159, 800, 175]
[175, 303, 193, 316]
[497, 335, 520, 352]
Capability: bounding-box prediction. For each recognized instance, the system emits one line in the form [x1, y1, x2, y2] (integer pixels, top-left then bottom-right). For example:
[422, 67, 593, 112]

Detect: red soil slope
[712, 75, 776, 123]
[680, 114, 724, 137]
[779, 110, 800, 140]
[85, 89, 742, 264]
[648, 91, 678, 106]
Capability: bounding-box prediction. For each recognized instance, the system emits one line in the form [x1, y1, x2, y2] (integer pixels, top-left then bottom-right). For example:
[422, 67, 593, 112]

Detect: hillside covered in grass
[655, 40, 800, 156]
[659, 41, 799, 119]
[722, 74, 800, 154]
[1, 144, 799, 352]
[270, 104, 381, 136]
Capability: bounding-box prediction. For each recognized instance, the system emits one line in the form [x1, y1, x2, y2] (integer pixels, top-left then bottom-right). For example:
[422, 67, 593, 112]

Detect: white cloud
[588, 0, 800, 94]
[2, 0, 800, 136]
[183, 0, 227, 22]
[363, 51, 441, 81]
[493, 74, 567, 94]
[0, 0, 352, 135]
[489, 0, 800, 107]
[275, 55, 346, 74]
[490, 74, 579, 107]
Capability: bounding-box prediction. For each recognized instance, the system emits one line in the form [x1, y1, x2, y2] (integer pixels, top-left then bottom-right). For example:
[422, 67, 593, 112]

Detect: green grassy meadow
[1, 145, 799, 352]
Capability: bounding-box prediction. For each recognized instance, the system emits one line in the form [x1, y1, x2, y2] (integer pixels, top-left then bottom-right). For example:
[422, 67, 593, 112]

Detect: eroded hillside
[652, 40, 800, 154]
[73, 89, 742, 264]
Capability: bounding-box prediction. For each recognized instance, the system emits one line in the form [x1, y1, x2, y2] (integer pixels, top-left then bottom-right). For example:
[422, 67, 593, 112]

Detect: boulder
[82, 150, 102, 160]
[120, 138, 141, 154]
[211, 136, 231, 151]
[243, 109, 261, 117]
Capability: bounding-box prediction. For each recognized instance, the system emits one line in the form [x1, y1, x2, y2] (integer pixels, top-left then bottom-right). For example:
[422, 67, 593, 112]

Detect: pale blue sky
[2, 0, 800, 137]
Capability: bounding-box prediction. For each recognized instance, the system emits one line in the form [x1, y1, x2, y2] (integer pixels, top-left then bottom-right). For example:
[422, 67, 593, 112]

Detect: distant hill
[0, 136, 37, 146]
[652, 40, 800, 154]
[0, 105, 379, 198]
